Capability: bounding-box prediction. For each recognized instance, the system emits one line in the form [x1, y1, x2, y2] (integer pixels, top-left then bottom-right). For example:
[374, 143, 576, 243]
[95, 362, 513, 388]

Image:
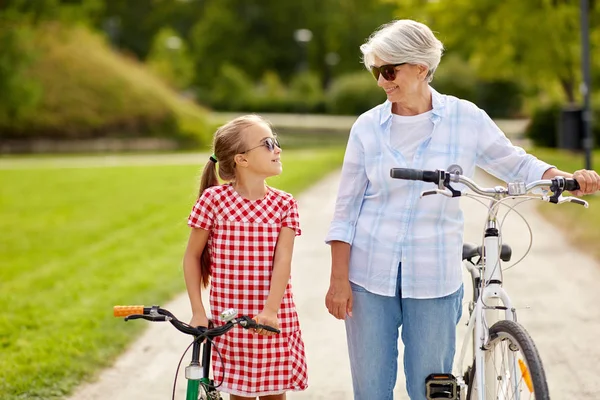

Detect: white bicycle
[390, 166, 588, 400]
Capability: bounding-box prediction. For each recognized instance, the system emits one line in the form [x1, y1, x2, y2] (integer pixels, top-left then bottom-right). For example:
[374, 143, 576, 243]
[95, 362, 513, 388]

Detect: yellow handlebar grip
[113, 305, 144, 317]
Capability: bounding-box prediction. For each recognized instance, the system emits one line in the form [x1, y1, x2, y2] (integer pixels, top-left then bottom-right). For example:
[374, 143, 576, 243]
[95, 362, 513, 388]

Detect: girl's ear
[234, 153, 247, 167]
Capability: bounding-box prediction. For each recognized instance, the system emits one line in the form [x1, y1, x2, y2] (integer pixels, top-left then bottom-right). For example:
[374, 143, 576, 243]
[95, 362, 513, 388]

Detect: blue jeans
[345, 272, 463, 400]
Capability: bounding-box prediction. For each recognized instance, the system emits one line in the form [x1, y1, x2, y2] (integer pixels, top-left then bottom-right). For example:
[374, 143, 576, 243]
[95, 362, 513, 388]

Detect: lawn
[0, 148, 345, 399]
[528, 148, 600, 260]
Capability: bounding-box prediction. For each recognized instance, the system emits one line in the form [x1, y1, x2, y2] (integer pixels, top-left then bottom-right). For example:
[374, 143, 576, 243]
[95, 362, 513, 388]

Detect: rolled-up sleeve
[476, 109, 554, 184]
[325, 121, 369, 245]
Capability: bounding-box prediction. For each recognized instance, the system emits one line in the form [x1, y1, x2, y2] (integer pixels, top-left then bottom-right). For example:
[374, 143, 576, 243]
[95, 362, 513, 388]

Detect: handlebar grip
[564, 179, 580, 192]
[260, 325, 281, 334]
[114, 305, 145, 317]
[390, 168, 438, 183]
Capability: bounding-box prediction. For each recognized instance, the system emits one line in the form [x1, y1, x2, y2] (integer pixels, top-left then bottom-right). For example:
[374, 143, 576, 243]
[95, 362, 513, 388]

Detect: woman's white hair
[360, 19, 444, 82]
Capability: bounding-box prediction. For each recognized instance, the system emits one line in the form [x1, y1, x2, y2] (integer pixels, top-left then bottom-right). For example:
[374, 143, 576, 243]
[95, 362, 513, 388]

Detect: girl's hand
[189, 313, 209, 329]
[253, 310, 279, 336]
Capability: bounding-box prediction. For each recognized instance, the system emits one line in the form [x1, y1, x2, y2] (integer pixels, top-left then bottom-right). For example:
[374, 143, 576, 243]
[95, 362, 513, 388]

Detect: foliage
[525, 102, 600, 148]
[146, 27, 194, 91]
[288, 71, 326, 113]
[188, 0, 397, 90]
[325, 71, 387, 115]
[0, 23, 41, 125]
[0, 23, 211, 146]
[389, 0, 600, 104]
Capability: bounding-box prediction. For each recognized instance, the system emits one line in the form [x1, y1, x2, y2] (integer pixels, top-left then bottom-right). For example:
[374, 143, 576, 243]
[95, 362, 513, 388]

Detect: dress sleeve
[282, 197, 301, 236]
[187, 189, 215, 230]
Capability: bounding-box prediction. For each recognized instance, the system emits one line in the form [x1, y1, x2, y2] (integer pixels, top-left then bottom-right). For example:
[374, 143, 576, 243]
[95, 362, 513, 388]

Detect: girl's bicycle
[113, 305, 280, 400]
[390, 166, 588, 400]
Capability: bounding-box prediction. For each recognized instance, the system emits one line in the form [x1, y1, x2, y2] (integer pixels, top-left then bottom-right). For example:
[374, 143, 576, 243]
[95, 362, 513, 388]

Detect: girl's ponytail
[197, 156, 218, 288]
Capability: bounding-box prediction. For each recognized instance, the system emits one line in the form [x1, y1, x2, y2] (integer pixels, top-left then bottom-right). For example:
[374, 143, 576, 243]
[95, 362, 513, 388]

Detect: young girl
[182, 115, 308, 399]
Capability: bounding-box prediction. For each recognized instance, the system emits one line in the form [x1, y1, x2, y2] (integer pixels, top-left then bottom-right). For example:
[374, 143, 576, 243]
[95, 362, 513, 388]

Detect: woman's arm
[325, 240, 353, 320]
[182, 228, 210, 328]
[542, 167, 600, 196]
[255, 226, 296, 335]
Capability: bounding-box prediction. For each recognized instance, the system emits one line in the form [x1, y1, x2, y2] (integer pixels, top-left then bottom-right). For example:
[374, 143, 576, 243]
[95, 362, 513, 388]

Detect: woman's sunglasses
[242, 137, 280, 154]
[370, 63, 406, 81]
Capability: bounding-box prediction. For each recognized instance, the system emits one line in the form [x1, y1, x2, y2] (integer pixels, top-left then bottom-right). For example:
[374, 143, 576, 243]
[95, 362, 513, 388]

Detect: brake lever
[421, 189, 455, 198]
[543, 195, 589, 208]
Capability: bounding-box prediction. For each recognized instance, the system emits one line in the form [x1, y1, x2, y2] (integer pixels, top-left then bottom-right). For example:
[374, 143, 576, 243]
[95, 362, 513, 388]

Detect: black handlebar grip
[390, 168, 439, 183]
[564, 179, 580, 192]
[260, 325, 281, 334]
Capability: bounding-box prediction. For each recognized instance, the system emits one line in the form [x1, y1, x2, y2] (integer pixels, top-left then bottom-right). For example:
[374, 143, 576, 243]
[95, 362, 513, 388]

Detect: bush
[476, 80, 523, 119]
[288, 71, 325, 113]
[253, 70, 290, 113]
[208, 63, 255, 111]
[0, 23, 42, 126]
[525, 103, 600, 148]
[0, 22, 212, 147]
[325, 71, 386, 115]
[433, 54, 523, 118]
[432, 54, 478, 103]
[525, 103, 561, 147]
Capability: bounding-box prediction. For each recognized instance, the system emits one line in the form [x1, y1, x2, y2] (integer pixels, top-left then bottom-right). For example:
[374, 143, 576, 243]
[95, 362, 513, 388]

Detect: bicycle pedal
[425, 373, 459, 400]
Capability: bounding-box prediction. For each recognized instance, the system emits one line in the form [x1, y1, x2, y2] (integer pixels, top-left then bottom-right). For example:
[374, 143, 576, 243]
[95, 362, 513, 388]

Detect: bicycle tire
[466, 320, 549, 400]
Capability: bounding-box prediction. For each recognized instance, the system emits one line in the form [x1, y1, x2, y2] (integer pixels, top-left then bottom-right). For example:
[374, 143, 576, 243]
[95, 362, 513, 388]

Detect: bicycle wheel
[466, 320, 549, 400]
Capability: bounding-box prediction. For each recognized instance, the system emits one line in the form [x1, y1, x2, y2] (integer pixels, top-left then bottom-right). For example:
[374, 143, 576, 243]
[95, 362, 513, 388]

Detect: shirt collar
[378, 85, 446, 126]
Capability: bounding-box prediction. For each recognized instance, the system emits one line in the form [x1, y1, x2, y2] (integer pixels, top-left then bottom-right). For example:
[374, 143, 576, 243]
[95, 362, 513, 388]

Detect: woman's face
[372, 55, 427, 103]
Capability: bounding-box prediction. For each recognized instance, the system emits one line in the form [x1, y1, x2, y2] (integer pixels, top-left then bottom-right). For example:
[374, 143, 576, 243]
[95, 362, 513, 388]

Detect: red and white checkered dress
[187, 184, 308, 396]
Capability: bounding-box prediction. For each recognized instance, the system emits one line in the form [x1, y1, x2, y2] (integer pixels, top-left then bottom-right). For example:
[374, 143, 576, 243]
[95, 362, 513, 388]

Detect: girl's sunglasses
[370, 63, 406, 81]
[242, 137, 280, 154]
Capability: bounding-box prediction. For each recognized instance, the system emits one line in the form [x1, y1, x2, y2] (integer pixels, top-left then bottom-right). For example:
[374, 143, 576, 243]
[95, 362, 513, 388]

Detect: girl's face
[238, 122, 282, 178]
[372, 55, 427, 104]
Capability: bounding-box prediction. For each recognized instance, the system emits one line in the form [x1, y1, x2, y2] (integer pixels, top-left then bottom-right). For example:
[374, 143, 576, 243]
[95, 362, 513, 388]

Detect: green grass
[528, 148, 600, 260]
[0, 148, 344, 399]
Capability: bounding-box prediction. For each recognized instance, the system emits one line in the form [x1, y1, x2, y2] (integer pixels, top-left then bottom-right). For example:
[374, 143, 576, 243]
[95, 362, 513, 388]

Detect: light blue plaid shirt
[325, 87, 553, 299]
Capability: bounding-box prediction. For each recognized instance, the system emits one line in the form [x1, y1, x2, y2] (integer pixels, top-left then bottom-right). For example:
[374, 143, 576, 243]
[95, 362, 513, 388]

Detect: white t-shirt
[391, 111, 434, 163]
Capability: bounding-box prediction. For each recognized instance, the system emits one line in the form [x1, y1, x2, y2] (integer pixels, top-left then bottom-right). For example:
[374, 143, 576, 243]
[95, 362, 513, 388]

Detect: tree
[389, 0, 600, 104]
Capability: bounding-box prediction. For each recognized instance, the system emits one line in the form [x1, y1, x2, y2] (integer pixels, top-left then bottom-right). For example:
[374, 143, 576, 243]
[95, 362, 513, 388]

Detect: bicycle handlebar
[113, 305, 281, 337]
[390, 167, 587, 207]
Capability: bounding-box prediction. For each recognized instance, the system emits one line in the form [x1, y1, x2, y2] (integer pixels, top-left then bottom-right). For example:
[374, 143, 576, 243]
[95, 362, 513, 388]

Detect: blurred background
[1, 1, 599, 399]
[1, 0, 599, 151]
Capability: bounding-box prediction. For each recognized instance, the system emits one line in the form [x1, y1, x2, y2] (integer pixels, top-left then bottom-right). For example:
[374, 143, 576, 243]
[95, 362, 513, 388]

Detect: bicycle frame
[185, 336, 217, 400]
[454, 197, 519, 400]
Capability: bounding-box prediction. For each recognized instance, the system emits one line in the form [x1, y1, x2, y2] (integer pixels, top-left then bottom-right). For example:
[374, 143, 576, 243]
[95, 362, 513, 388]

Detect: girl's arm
[255, 226, 296, 335]
[183, 228, 210, 328]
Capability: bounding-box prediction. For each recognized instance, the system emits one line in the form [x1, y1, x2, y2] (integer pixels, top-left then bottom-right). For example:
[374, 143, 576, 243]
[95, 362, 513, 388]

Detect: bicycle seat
[462, 243, 512, 262]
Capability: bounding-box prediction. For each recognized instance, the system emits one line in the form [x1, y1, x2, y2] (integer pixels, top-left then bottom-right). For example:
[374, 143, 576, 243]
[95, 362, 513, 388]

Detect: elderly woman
[324, 19, 600, 400]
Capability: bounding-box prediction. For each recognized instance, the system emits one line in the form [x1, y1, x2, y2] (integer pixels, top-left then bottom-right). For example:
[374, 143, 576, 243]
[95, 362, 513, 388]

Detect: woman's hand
[572, 169, 600, 196]
[325, 278, 353, 320]
[253, 310, 279, 336]
[189, 313, 209, 329]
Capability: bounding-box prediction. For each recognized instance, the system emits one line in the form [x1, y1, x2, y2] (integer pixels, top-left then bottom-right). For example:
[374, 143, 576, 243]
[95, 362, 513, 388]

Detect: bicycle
[113, 305, 280, 400]
[390, 166, 588, 400]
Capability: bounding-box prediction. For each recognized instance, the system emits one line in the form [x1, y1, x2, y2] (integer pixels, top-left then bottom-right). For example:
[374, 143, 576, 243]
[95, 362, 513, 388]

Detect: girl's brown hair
[197, 114, 273, 287]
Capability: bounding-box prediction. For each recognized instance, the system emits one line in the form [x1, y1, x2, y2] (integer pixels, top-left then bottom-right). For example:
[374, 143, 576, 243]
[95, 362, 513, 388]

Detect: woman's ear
[419, 65, 429, 81]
